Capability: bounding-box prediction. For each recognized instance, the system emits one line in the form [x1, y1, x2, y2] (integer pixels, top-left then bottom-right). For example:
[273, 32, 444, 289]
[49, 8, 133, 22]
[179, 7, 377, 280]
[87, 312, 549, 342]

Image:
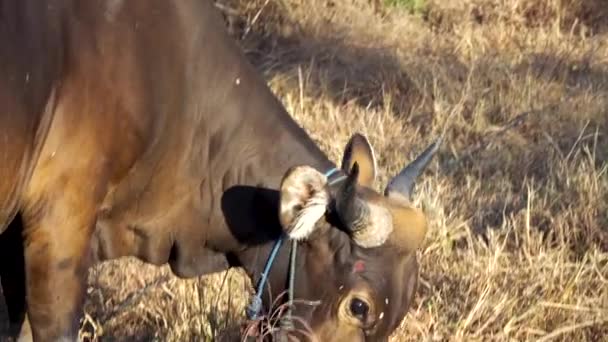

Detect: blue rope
[326, 167, 347, 185]
[246, 167, 344, 322]
[246, 233, 285, 320]
[324, 167, 340, 179]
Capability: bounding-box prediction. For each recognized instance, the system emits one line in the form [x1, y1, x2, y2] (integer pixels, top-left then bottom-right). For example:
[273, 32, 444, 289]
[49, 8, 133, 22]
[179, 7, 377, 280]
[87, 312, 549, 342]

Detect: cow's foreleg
[22, 201, 97, 341]
[21, 156, 107, 342]
[21, 189, 100, 342]
[21, 183, 101, 342]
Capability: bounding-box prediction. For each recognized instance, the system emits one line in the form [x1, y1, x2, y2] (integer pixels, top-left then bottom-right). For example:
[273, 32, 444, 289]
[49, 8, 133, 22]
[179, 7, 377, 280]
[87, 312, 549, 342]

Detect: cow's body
[0, 1, 440, 341]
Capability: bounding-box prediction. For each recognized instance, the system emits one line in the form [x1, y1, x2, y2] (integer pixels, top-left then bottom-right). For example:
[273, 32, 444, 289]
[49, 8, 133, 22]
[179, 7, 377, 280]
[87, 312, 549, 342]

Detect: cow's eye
[349, 297, 369, 321]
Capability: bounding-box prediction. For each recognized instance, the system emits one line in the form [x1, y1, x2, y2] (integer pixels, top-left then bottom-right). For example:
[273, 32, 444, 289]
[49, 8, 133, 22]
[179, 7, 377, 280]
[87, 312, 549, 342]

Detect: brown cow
[0, 0, 441, 341]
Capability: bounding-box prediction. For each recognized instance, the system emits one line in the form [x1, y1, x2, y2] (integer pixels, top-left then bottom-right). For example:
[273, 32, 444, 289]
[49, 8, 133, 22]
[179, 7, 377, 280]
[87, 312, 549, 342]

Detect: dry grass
[73, 0, 608, 340]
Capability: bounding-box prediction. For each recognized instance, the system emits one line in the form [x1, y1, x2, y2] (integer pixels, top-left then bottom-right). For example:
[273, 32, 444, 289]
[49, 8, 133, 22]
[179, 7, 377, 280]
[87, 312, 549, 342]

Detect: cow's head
[273, 133, 440, 341]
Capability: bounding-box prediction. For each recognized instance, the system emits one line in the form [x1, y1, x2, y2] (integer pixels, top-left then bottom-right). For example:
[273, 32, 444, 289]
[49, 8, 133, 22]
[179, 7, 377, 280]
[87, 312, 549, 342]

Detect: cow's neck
[150, 5, 341, 297]
[199, 48, 344, 303]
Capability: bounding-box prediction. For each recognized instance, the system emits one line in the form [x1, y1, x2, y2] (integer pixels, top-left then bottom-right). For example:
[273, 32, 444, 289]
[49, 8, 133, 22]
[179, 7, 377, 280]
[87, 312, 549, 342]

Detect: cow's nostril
[349, 297, 369, 321]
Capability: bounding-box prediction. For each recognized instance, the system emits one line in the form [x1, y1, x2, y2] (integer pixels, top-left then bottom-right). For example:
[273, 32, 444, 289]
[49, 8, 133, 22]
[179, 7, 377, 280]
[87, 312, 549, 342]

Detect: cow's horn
[384, 137, 442, 201]
[335, 163, 370, 233]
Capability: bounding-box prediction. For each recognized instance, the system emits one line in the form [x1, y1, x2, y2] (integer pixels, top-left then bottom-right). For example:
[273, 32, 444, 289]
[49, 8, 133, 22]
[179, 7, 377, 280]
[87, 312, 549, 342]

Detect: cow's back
[0, 0, 64, 231]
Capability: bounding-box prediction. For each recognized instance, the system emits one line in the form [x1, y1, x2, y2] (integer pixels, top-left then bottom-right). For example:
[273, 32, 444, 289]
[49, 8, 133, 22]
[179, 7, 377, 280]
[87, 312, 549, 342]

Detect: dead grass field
[69, 0, 608, 340]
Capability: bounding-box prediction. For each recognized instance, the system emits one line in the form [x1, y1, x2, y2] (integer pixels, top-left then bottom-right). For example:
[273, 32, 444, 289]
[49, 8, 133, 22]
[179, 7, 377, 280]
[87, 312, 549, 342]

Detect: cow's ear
[341, 133, 377, 187]
[279, 166, 330, 240]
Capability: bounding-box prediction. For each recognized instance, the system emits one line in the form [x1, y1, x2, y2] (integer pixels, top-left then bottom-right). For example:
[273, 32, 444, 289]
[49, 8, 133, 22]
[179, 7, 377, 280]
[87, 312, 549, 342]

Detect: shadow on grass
[216, 0, 424, 118]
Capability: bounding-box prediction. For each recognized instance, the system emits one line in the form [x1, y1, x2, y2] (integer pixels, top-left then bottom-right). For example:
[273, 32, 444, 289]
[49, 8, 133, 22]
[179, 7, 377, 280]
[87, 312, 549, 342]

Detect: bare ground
[5, 0, 608, 341]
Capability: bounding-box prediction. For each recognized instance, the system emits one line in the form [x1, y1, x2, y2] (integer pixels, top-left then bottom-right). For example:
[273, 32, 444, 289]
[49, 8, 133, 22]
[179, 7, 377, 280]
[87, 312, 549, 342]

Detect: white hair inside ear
[286, 189, 328, 240]
[279, 166, 330, 240]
